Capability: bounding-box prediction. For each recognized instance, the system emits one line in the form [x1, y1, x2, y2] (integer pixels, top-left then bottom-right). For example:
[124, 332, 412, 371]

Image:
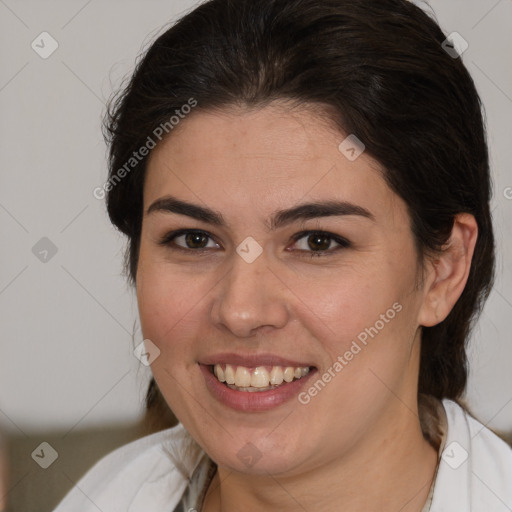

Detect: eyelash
[157, 229, 351, 258]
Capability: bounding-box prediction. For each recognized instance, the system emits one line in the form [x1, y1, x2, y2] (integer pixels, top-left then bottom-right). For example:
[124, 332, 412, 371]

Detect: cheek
[135, 259, 211, 416]
[136, 234, 417, 364]
[296, 259, 418, 392]
[292, 265, 397, 346]
[135, 257, 210, 357]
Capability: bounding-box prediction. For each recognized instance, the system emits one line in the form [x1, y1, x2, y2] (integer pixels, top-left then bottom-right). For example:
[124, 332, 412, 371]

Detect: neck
[202, 402, 439, 512]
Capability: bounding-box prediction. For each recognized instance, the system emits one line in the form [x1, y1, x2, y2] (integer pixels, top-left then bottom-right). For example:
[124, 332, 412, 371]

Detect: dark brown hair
[103, 0, 495, 413]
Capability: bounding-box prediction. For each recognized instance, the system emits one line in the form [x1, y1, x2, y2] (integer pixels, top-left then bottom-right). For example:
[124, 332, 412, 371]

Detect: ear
[417, 213, 478, 327]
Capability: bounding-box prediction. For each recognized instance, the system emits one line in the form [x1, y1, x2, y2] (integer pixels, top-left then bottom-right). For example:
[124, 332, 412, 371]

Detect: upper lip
[199, 353, 315, 368]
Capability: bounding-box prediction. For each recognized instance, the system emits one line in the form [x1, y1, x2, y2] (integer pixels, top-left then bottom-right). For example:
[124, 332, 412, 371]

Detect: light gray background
[0, 0, 511, 437]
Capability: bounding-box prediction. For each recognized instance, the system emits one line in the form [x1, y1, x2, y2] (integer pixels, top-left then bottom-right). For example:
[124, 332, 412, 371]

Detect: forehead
[143, 104, 407, 229]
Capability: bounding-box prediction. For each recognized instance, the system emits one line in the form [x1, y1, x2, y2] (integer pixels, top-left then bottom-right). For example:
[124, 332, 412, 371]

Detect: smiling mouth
[210, 363, 313, 392]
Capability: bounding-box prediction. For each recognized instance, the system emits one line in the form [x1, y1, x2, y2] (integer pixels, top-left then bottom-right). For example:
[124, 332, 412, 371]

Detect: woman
[54, 0, 512, 510]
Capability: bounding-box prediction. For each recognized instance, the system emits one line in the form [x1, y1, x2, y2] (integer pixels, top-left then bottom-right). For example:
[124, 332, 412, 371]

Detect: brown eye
[184, 232, 209, 249]
[158, 229, 220, 251]
[291, 230, 350, 257]
[306, 233, 332, 251]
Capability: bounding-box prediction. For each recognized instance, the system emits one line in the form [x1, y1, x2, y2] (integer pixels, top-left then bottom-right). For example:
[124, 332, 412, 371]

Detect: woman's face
[137, 103, 429, 475]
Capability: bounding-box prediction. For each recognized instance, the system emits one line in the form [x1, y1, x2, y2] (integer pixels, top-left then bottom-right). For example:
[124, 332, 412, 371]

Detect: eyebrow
[146, 195, 375, 229]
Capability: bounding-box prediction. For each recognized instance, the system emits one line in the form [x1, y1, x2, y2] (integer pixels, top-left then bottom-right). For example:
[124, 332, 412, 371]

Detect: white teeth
[283, 367, 295, 382]
[215, 365, 226, 382]
[212, 363, 310, 390]
[251, 367, 270, 388]
[235, 366, 251, 387]
[224, 364, 235, 384]
[269, 366, 284, 385]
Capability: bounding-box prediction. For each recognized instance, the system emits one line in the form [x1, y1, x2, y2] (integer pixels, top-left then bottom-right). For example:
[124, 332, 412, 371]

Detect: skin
[136, 102, 478, 512]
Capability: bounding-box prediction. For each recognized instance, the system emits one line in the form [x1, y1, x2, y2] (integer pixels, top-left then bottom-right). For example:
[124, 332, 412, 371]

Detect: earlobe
[417, 213, 478, 327]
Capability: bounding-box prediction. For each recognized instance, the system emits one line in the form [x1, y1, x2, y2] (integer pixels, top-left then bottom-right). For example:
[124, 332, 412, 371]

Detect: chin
[203, 428, 310, 476]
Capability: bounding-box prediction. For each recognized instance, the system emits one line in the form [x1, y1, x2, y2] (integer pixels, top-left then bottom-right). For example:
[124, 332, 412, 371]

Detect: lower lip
[199, 363, 317, 412]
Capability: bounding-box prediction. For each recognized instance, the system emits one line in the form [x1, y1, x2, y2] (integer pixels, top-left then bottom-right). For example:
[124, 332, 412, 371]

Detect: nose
[210, 249, 290, 338]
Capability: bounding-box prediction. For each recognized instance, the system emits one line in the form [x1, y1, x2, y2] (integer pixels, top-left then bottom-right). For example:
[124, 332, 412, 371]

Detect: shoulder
[431, 399, 512, 512]
[53, 423, 205, 512]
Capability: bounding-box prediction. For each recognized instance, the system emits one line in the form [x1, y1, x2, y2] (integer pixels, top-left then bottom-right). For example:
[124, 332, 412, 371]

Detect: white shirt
[53, 399, 512, 511]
